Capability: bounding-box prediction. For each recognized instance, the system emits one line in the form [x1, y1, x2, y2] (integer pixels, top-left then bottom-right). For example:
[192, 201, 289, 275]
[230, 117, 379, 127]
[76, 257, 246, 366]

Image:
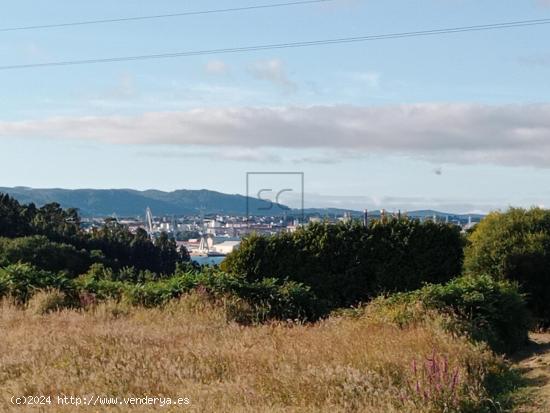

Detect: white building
[212, 241, 241, 255]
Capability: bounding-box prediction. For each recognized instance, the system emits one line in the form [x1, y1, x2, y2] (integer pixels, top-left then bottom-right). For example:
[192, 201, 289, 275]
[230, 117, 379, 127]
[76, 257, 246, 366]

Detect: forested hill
[0, 187, 289, 217]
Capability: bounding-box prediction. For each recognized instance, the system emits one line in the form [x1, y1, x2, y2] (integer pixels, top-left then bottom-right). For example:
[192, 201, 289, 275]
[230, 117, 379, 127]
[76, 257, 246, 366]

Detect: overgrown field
[0, 293, 520, 413]
[0, 195, 546, 411]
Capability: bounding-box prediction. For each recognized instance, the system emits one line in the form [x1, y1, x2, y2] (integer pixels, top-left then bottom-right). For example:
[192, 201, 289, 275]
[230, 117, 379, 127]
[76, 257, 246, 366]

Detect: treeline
[0, 194, 189, 275]
[221, 219, 464, 307]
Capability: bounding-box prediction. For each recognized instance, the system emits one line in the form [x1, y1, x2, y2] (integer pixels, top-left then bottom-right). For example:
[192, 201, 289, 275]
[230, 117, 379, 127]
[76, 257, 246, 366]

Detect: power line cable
[1, 17, 549, 71]
[0, 0, 334, 32]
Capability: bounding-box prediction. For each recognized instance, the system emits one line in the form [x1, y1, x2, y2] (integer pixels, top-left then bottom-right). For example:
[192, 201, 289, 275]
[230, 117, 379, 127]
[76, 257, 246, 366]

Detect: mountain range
[0, 187, 288, 217]
[0, 187, 484, 220]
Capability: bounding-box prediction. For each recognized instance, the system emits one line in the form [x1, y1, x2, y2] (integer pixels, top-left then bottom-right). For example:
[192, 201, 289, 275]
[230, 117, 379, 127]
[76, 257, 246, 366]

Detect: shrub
[190, 269, 324, 321]
[122, 276, 195, 307]
[0, 271, 8, 298]
[116, 266, 156, 283]
[464, 207, 550, 324]
[0, 263, 73, 303]
[370, 275, 530, 354]
[207, 275, 323, 322]
[0, 236, 96, 276]
[74, 276, 126, 301]
[27, 289, 69, 315]
[72, 266, 323, 322]
[222, 220, 463, 308]
[77, 263, 164, 284]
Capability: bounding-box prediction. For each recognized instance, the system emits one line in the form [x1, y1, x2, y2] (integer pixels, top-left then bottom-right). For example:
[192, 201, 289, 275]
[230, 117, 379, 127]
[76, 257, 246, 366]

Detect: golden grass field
[0, 293, 514, 413]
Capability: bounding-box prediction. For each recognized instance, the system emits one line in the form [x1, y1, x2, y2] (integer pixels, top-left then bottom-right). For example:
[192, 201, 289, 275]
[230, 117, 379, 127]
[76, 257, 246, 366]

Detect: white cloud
[138, 148, 283, 163]
[137, 147, 360, 164]
[249, 59, 297, 92]
[3, 103, 550, 167]
[205, 60, 228, 75]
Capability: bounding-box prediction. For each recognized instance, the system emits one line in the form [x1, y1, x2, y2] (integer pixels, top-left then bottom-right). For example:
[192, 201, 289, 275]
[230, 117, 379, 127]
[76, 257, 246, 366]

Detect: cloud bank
[2, 103, 550, 167]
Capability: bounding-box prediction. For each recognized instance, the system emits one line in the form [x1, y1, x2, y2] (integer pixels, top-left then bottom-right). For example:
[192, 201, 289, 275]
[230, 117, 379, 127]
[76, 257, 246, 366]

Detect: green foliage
[83, 226, 190, 274]
[465, 207, 550, 324]
[193, 271, 322, 321]
[373, 275, 530, 354]
[73, 264, 321, 321]
[122, 275, 196, 307]
[0, 194, 81, 240]
[0, 263, 73, 303]
[0, 194, 34, 237]
[30, 203, 81, 241]
[222, 220, 464, 308]
[0, 236, 98, 275]
[154, 231, 180, 275]
[0, 194, 190, 276]
[74, 264, 126, 300]
[0, 270, 9, 298]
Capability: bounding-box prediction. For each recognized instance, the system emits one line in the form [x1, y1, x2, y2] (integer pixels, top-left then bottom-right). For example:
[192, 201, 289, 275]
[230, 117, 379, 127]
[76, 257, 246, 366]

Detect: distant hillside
[0, 187, 289, 217]
[0, 187, 485, 219]
[302, 208, 484, 223]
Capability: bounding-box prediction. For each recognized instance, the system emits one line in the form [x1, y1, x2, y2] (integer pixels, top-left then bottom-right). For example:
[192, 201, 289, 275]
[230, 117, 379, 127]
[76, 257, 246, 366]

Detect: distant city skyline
[2, 0, 550, 214]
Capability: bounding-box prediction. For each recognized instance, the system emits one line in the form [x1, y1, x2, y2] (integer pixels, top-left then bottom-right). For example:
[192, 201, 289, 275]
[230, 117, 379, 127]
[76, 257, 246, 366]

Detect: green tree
[31, 203, 80, 240]
[179, 245, 191, 263]
[0, 236, 96, 276]
[0, 194, 32, 237]
[465, 207, 550, 324]
[222, 219, 463, 308]
[155, 232, 179, 275]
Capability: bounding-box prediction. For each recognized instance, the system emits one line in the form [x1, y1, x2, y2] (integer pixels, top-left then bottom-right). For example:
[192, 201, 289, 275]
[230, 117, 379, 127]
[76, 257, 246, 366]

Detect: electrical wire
[0, 0, 334, 32]
[1, 17, 549, 71]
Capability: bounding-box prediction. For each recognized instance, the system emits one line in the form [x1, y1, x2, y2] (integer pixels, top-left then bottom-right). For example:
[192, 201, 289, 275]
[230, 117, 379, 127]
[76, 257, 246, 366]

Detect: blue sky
[1, 0, 550, 213]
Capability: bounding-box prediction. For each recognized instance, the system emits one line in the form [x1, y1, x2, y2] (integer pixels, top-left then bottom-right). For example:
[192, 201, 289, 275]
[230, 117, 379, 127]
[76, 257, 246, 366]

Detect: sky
[1, 0, 550, 213]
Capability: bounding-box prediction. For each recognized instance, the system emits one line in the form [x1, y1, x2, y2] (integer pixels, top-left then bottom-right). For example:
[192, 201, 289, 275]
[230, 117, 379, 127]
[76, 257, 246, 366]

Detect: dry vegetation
[512, 333, 550, 413]
[0, 293, 513, 413]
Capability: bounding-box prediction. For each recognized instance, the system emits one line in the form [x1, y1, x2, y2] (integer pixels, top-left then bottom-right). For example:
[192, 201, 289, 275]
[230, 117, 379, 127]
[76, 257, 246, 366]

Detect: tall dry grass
[0, 293, 507, 412]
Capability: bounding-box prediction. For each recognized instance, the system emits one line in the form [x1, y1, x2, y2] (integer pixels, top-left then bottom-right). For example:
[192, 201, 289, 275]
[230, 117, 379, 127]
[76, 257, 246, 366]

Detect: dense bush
[465, 207, 550, 325]
[371, 275, 530, 353]
[0, 236, 99, 276]
[222, 220, 464, 307]
[195, 271, 322, 321]
[73, 264, 321, 322]
[0, 261, 318, 322]
[0, 263, 74, 303]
